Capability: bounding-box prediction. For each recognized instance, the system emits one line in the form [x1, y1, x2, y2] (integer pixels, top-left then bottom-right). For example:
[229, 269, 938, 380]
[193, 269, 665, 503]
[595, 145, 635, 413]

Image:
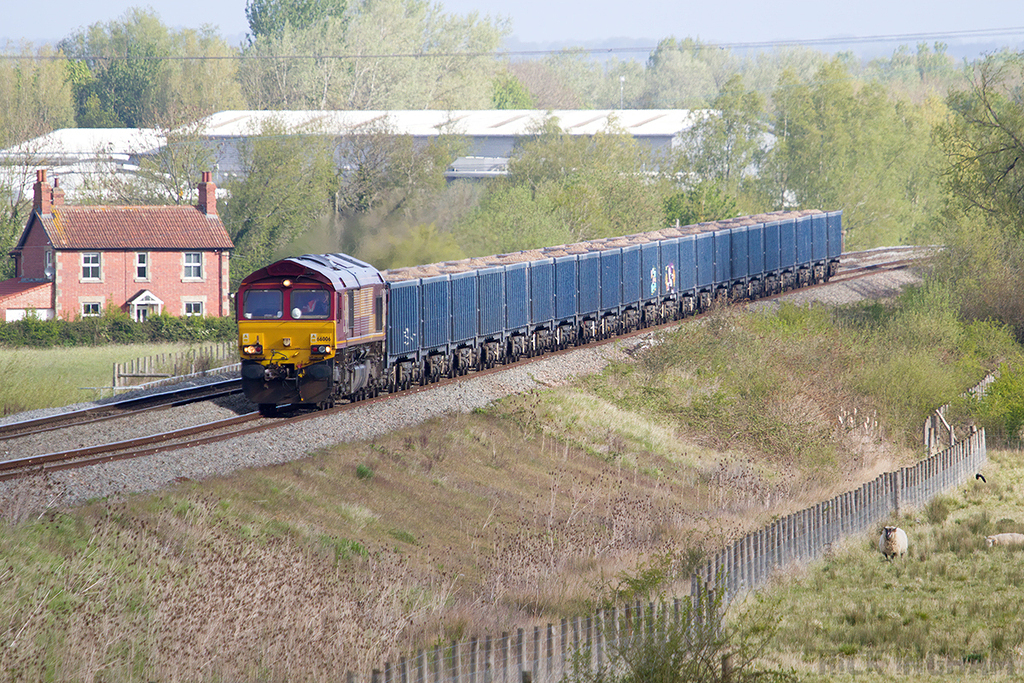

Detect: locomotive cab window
[242, 289, 283, 319]
[290, 290, 331, 319]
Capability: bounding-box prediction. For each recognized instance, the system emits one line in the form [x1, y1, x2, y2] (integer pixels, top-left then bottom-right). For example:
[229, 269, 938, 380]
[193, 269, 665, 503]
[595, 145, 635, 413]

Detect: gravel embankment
[0, 263, 921, 514]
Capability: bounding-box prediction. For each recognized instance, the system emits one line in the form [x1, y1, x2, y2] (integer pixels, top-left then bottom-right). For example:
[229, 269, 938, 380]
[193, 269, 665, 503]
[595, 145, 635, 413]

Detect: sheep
[878, 526, 908, 560]
[986, 533, 1024, 547]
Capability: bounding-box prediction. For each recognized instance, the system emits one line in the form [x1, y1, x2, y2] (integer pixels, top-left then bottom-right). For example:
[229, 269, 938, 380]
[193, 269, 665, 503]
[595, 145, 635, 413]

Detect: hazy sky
[4, 0, 1023, 54]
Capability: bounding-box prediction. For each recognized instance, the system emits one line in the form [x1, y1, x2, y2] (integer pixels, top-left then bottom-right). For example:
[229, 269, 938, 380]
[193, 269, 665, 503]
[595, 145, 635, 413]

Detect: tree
[245, 0, 347, 41]
[940, 52, 1024, 233]
[663, 182, 738, 227]
[933, 51, 1024, 340]
[642, 38, 717, 108]
[157, 27, 245, 122]
[60, 9, 166, 127]
[75, 122, 217, 206]
[0, 42, 76, 279]
[767, 58, 943, 248]
[494, 116, 665, 243]
[221, 118, 337, 282]
[491, 71, 534, 109]
[60, 9, 243, 128]
[334, 117, 462, 216]
[508, 60, 582, 109]
[675, 75, 769, 200]
[238, 0, 506, 110]
[453, 182, 570, 255]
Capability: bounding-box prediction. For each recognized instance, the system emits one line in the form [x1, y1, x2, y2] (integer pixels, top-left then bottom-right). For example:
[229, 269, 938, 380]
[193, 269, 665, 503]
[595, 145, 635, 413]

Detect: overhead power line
[3, 26, 1024, 61]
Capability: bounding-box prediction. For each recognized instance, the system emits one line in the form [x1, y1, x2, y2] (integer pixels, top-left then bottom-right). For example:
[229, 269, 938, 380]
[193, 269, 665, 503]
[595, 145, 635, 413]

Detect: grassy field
[762, 446, 1024, 681]
[3, 285, 1024, 680]
[0, 342, 233, 414]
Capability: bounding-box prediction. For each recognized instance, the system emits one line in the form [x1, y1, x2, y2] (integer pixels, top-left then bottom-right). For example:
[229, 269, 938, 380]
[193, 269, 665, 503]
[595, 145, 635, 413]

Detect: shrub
[0, 310, 237, 348]
[565, 586, 796, 683]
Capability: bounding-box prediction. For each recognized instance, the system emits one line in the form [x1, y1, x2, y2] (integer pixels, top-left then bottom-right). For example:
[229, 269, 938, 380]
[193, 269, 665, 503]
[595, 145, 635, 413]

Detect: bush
[0, 310, 237, 348]
[972, 364, 1024, 444]
[565, 586, 796, 683]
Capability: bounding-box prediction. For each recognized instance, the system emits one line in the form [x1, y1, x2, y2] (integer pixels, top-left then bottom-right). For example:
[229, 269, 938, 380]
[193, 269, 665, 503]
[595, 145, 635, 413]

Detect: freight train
[237, 210, 842, 415]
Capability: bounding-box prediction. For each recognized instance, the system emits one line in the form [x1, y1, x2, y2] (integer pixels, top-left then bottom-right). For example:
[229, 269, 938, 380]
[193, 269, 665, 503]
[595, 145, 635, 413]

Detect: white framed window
[82, 302, 101, 317]
[136, 252, 149, 280]
[82, 252, 100, 280]
[183, 252, 202, 279]
[184, 301, 203, 317]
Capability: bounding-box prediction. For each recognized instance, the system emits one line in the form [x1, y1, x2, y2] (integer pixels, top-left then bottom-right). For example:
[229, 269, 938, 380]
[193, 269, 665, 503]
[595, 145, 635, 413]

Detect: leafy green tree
[642, 37, 717, 108]
[453, 182, 570, 255]
[239, 0, 506, 110]
[865, 42, 963, 101]
[60, 9, 167, 127]
[940, 52, 1024, 232]
[767, 58, 943, 248]
[221, 118, 337, 282]
[245, 0, 347, 41]
[932, 51, 1024, 340]
[675, 74, 769, 203]
[0, 42, 76, 279]
[335, 122, 463, 216]
[491, 71, 534, 109]
[0, 43, 75, 142]
[157, 28, 245, 122]
[457, 115, 666, 250]
[663, 182, 738, 226]
[61, 8, 243, 128]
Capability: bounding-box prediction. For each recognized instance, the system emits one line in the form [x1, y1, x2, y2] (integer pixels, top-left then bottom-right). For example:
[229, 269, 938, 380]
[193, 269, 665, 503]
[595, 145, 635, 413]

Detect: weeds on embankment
[2, 279, 1023, 680]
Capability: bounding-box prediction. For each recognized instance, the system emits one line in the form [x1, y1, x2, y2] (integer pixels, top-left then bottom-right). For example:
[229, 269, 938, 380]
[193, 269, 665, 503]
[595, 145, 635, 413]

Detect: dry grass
[0, 296, 1019, 680]
[0, 398, 908, 681]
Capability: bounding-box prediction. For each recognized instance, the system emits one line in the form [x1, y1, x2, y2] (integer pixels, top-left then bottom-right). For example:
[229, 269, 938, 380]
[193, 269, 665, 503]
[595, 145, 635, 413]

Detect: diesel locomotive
[238, 253, 388, 415]
[237, 210, 842, 415]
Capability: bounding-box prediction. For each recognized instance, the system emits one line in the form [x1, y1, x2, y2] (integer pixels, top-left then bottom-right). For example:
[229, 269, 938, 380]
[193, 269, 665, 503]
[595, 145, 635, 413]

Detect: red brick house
[2, 170, 234, 322]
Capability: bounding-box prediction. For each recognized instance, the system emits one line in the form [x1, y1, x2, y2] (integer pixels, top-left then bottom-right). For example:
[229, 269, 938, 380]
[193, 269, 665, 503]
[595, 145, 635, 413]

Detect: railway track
[0, 250, 925, 485]
[0, 378, 243, 440]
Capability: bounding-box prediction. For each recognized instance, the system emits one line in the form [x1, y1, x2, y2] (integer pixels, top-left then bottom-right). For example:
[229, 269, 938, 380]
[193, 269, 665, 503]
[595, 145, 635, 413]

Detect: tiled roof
[39, 206, 234, 251]
[0, 279, 51, 301]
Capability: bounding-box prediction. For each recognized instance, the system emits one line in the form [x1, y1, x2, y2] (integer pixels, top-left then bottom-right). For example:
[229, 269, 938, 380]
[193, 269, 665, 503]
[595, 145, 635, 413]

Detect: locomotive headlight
[282, 338, 291, 347]
[311, 344, 331, 355]
[243, 343, 263, 355]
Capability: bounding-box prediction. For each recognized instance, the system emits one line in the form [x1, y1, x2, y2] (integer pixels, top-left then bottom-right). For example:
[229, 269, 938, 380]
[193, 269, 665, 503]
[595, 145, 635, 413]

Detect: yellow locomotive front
[237, 254, 387, 416]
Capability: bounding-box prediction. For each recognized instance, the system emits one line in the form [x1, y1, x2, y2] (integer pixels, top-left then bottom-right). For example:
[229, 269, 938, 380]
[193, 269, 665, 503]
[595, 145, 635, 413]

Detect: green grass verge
[0, 342, 231, 413]
[763, 448, 1024, 680]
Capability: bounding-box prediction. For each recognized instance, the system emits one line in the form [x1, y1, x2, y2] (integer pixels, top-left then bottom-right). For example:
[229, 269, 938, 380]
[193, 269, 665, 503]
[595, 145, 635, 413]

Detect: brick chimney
[197, 171, 217, 215]
[51, 176, 65, 207]
[33, 169, 51, 215]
